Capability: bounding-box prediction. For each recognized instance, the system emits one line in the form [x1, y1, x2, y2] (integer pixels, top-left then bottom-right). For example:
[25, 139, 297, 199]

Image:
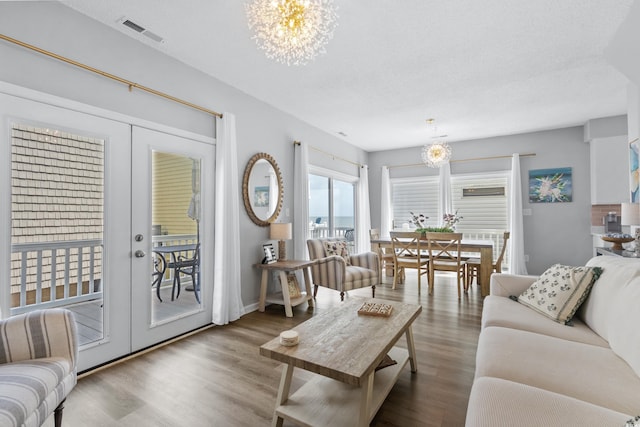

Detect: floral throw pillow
[511, 264, 602, 325]
[323, 240, 351, 266]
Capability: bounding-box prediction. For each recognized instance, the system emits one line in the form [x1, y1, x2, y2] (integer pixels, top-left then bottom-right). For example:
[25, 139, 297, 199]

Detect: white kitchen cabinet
[590, 135, 630, 204]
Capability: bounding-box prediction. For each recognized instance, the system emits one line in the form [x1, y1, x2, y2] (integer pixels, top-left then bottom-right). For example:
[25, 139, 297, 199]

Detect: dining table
[370, 237, 494, 297]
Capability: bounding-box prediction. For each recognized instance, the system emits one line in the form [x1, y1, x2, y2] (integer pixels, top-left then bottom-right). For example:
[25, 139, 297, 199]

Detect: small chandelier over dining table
[421, 119, 452, 168]
[245, 0, 338, 66]
[421, 141, 452, 168]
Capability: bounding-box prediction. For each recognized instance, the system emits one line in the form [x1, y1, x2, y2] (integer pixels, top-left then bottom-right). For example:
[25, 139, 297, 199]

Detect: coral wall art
[528, 167, 572, 203]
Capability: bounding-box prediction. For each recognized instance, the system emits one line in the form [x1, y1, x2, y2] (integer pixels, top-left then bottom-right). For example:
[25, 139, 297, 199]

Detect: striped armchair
[307, 237, 379, 301]
[0, 309, 78, 427]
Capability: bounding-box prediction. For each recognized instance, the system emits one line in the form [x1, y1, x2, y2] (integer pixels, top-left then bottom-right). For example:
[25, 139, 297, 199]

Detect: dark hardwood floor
[52, 272, 483, 427]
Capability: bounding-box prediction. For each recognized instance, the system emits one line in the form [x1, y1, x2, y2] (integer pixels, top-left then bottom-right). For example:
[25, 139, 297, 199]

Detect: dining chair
[466, 231, 510, 291]
[424, 232, 466, 299]
[370, 228, 395, 278]
[390, 231, 429, 294]
[171, 243, 201, 303]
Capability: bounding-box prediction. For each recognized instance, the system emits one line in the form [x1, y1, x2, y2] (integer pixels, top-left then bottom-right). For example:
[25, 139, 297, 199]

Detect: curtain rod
[0, 33, 223, 118]
[388, 152, 536, 169]
[294, 140, 364, 168]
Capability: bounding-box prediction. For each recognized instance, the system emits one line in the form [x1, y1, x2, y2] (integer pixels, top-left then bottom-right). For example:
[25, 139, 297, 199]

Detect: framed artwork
[262, 243, 276, 264]
[528, 167, 572, 203]
[280, 273, 301, 298]
[254, 186, 269, 207]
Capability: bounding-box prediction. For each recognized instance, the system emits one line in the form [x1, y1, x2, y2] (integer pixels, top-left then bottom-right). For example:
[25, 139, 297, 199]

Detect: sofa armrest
[0, 308, 78, 368]
[490, 273, 539, 297]
[349, 252, 380, 272]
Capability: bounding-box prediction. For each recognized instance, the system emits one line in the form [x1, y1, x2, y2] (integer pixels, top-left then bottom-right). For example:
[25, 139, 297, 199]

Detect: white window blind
[390, 172, 509, 232]
[391, 177, 439, 228]
[451, 173, 509, 233]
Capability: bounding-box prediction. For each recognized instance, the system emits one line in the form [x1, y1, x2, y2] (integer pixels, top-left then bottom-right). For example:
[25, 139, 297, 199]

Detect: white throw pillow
[514, 264, 602, 325]
[323, 240, 351, 265]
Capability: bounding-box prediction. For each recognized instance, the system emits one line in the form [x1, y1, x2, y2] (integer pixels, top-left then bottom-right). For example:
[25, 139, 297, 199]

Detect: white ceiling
[60, 0, 633, 152]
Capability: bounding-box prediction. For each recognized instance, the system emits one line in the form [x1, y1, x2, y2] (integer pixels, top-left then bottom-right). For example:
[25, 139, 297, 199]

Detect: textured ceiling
[60, 0, 633, 152]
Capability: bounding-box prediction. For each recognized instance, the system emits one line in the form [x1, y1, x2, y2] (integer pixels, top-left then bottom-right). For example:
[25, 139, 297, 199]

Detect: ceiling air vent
[463, 187, 505, 197]
[118, 17, 165, 43]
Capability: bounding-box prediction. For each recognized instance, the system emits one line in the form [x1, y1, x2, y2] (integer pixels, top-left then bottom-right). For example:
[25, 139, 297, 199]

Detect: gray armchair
[307, 237, 379, 301]
[0, 308, 78, 427]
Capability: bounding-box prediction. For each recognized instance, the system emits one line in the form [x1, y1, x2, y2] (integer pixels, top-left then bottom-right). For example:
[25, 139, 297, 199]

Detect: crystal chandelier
[246, 0, 338, 66]
[421, 141, 452, 168]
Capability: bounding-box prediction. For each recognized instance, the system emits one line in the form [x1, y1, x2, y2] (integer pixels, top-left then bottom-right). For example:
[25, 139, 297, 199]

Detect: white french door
[130, 126, 214, 351]
[0, 90, 215, 370]
[0, 92, 131, 371]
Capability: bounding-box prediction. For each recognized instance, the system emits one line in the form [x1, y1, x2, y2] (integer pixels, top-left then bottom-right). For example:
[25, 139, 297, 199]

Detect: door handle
[134, 250, 146, 258]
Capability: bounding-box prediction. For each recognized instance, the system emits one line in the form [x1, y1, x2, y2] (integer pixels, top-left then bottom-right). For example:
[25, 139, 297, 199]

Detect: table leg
[302, 267, 314, 309]
[259, 270, 268, 312]
[405, 325, 418, 373]
[358, 370, 374, 427]
[479, 246, 493, 297]
[272, 363, 294, 427]
[278, 270, 294, 318]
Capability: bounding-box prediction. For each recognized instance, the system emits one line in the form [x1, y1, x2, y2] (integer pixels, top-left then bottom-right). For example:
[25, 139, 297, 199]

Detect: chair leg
[54, 399, 65, 427]
[313, 285, 318, 298]
[371, 285, 376, 298]
[392, 265, 398, 290]
[172, 274, 181, 301]
[429, 269, 436, 295]
[192, 272, 200, 304]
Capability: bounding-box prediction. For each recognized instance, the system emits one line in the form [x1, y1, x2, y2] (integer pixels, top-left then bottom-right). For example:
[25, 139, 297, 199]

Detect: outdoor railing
[10, 234, 199, 315]
[10, 239, 103, 315]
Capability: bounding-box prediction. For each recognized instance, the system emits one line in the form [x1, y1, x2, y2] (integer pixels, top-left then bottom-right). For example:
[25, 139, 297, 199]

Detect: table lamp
[270, 222, 292, 260]
[621, 202, 640, 252]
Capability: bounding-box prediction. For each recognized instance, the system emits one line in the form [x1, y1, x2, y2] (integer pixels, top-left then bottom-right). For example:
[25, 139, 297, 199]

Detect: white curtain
[380, 166, 392, 238]
[356, 165, 371, 253]
[293, 141, 310, 260]
[509, 153, 528, 275]
[438, 163, 452, 226]
[212, 113, 245, 325]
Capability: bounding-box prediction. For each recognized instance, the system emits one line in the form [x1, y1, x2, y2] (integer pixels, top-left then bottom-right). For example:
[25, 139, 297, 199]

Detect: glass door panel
[309, 174, 329, 239]
[333, 179, 355, 251]
[131, 126, 214, 351]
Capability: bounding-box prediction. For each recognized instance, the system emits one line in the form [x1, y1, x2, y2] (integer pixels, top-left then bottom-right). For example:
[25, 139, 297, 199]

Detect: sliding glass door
[308, 170, 356, 250]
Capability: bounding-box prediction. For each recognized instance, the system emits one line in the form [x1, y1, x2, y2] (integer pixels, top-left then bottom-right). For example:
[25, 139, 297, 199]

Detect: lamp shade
[621, 203, 640, 226]
[270, 222, 292, 240]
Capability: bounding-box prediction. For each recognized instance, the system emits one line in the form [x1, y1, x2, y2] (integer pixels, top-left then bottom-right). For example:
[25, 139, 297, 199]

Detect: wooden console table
[255, 260, 316, 317]
[260, 298, 422, 427]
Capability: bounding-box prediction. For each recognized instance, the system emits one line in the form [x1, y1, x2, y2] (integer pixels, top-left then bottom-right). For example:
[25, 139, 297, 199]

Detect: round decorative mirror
[242, 152, 284, 227]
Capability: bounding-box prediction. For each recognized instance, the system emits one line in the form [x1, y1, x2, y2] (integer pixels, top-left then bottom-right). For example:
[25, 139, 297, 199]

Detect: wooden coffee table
[260, 298, 422, 427]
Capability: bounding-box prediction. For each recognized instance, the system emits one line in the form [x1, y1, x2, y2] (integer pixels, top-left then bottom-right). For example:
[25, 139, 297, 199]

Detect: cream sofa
[466, 255, 640, 427]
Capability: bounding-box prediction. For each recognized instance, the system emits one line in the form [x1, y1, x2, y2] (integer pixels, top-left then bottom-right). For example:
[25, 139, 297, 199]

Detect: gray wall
[0, 1, 368, 307]
[368, 126, 595, 275]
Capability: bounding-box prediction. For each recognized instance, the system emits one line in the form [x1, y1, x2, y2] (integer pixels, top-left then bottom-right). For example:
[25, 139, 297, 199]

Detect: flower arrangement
[408, 211, 428, 228]
[443, 210, 462, 229]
